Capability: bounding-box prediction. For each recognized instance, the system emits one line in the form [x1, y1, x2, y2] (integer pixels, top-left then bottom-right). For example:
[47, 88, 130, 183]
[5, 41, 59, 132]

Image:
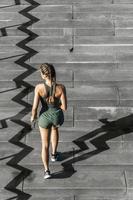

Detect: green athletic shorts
[38, 107, 64, 128]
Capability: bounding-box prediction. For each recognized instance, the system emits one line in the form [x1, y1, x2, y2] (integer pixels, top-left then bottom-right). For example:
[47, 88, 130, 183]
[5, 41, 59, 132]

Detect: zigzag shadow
[0, 5, 16, 9]
[52, 114, 133, 179]
[0, 24, 24, 37]
[0, 0, 21, 9]
[0, 0, 40, 199]
[0, 88, 18, 94]
[0, 54, 25, 61]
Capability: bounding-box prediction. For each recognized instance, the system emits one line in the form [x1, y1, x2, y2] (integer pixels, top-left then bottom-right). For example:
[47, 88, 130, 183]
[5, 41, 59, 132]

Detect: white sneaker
[44, 170, 51, 179]
[51, 153, 58, 162]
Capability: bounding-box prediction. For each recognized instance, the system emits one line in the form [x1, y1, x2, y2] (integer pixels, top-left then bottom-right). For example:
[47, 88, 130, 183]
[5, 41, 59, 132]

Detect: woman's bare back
[38, 83, 64, 99]
[35, 82, 67, 111]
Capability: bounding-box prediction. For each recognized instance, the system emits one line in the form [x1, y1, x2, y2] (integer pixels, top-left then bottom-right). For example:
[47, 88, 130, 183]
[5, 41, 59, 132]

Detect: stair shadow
[52, 114, 133, 179]
[0, 0, 40, 199]
[0, 24, 24, 37]
[0, 88, 18, 94]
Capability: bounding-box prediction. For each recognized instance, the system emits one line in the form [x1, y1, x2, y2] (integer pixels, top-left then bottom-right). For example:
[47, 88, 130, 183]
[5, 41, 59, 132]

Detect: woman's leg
[51, 126, 59, 155]
[39, 126, 50, 171]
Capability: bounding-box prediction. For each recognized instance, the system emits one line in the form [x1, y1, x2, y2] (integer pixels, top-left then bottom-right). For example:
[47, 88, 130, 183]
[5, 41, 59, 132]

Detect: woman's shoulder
[56, 83, 65, 88]
[56, 83, 66, 91]
[34, 82, 66, 93]
[35, 83, 43, 90]
[34, 83, 45, 95]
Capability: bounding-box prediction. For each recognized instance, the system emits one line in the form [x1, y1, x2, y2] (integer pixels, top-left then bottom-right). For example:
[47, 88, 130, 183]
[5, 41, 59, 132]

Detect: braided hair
[39, 63, 56, 104]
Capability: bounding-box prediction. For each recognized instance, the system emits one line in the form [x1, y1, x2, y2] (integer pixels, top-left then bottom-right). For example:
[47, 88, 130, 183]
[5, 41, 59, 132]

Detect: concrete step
[74, 106, 133, 121]
[1, 0, 132, 6]
[0, 105, 24, 121]
[0, 0, 113, 5]
[32, 28, 114, 37]
[74, 68, 133, 87]
[0, 1, 133, 10]
[33, 20, 113, 29]
[29, 52, 133, 63]
[1, 50, 133, 64]
[20, 190, 132, 200]
[0, 87, 27, 102]
[0, 11, 26, 21]
[74, 36, 133, 45]
[0, 54, 22, 63]
[119, 87, 133, 106]
[0, 120, 26, 141]
[29, 36, 72, 46]
[29, 53, 116, 64]
[14, 193, 133, 200]
[74, 4, 133, 14]
[4, 27, 130, 37]
[31, 20, 112, 29]
[0, 189, 16, 200]
[24, 4, 133, 14]
[31, 12, 133, 21]
[24, 45, 133, 54]
[22, 164, 127, 198]
[0, 17, 27, 28]
[0, 5, 27, 13]
[0, 69, 27, 80]
[0, 46, 26, 53]
[0, 67, 73, 88]
[19, 67, 133, 87]
[0, 27, 117, 37]
[20, 140, 133, 165]
[0, 165, 22, 190]
[0, 142, 24, 165]
[0, 36, 28, 46]
[0, 62, 25, 71]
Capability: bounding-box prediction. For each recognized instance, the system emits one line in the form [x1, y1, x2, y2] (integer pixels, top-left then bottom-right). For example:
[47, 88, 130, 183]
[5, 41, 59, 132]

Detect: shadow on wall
[51, 114, 133, 179]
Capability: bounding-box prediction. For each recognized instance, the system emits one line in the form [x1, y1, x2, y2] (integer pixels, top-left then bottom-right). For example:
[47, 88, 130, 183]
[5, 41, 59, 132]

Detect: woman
[30, 63, 67, 179]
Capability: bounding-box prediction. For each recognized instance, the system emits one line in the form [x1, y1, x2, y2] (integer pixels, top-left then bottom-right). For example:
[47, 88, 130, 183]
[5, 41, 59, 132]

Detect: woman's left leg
[51, 126, 59, 155]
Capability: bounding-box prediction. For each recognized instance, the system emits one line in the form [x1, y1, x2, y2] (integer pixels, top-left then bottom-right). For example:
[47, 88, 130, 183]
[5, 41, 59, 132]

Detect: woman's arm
[31, 85, 40, 122]
[60, 85, 67, 111]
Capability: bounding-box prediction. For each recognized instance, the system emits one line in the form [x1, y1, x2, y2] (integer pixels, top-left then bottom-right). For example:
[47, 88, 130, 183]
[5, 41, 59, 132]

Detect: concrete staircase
[1, 0, 133, 199]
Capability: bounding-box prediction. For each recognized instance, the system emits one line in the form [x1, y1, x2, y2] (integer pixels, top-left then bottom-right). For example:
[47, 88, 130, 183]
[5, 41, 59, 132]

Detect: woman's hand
[30, 115, 37, 129]
[30, 116, 35, 123]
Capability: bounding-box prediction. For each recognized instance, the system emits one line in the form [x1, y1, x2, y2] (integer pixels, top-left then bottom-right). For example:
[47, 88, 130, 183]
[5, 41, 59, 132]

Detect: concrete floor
[1, 0, 133, 199]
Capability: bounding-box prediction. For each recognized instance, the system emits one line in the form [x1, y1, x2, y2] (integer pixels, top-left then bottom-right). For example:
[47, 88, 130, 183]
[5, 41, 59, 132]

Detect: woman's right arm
[60, 85, 67, 111]
[31, 85, 40, 122]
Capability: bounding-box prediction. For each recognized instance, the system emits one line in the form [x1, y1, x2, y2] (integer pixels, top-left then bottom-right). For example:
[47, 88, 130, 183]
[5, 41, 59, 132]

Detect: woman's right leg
[39, 126, 50, 171]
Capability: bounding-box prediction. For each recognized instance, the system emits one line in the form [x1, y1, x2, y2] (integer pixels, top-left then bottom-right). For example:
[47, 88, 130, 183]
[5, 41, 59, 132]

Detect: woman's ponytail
[40, 63, 56, 104]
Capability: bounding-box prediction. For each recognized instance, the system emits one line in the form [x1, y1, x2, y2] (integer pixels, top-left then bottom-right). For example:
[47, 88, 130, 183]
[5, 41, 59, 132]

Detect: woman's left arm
[31, 85, 40, 122]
